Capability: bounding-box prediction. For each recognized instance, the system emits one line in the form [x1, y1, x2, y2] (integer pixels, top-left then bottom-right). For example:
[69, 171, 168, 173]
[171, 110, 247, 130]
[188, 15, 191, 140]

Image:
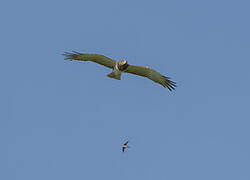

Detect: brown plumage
[63, 51, 176, 90]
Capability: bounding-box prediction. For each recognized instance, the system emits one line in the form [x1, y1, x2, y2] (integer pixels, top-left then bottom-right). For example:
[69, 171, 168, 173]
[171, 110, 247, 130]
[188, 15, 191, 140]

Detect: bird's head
[117, 60, 129, 71]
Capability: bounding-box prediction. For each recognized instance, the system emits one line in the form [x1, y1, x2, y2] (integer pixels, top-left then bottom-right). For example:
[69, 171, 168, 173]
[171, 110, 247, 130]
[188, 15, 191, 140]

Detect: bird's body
[106, 61, 122, 80]
[63, 51, 176, 90]
[122, 141, 130, 152]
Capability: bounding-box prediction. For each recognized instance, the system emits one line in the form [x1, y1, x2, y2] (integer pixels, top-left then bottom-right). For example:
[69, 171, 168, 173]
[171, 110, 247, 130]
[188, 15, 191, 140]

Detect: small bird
[63, 51, 176, 90]
[122, 141, 130, 152]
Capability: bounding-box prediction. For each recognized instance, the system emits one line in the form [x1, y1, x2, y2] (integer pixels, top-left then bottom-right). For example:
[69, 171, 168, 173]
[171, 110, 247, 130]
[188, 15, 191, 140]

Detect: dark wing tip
[72, 50, 81, 54]
[162, 76, 177, 91]
[62, 51, 82, 60]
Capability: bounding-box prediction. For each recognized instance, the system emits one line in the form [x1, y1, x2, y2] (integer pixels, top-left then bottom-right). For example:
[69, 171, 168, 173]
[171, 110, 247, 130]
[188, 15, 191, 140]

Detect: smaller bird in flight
[122, 141, 130, 153]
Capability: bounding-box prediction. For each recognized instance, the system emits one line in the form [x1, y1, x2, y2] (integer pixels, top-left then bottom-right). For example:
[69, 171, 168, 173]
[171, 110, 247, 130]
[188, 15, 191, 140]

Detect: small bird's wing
[124, 141, 129, 145]
[63, 51, 116, 69]
[123, 65, 176, 90]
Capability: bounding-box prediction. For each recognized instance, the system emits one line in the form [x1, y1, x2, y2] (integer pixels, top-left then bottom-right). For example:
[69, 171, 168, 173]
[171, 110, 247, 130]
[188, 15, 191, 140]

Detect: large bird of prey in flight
[63, 51, 176, 90]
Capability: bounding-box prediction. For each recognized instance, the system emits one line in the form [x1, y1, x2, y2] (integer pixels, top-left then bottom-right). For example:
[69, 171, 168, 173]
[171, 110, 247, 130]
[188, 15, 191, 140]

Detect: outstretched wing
[63, 51, 116, 69]
[124, 65, 176, 90]
[124, 141, 129, 145]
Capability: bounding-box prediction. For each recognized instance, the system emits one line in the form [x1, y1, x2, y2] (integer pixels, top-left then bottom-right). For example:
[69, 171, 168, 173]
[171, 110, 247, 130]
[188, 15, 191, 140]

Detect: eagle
[63, 51, 176, 90]
[122, 141, 130, 153]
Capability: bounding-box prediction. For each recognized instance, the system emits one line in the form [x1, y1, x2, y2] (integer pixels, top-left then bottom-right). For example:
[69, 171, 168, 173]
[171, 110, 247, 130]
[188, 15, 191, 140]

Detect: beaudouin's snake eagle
[63, 51, 176, 90]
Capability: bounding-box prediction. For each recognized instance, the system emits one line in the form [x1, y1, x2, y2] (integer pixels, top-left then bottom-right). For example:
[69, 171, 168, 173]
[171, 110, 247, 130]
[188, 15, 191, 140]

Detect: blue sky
[1, 0, 250, 179]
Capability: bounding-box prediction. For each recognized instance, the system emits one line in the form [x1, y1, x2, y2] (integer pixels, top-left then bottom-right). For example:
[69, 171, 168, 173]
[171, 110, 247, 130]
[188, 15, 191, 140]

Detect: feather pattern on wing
[63, 51, 116, 69]
[124, 65, 176, 90]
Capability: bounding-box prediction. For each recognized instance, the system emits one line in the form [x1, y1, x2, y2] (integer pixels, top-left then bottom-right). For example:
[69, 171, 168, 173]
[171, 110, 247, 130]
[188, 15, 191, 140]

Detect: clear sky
[1, 0, 250, 179]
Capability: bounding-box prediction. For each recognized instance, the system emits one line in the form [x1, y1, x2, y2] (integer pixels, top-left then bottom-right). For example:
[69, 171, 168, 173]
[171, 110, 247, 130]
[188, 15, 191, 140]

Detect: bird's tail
[107, 71, 121, 80]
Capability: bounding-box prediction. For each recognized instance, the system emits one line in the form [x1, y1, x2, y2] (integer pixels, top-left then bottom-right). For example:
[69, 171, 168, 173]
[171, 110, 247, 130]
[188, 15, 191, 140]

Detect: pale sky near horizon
[1, 0, 250, 179]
